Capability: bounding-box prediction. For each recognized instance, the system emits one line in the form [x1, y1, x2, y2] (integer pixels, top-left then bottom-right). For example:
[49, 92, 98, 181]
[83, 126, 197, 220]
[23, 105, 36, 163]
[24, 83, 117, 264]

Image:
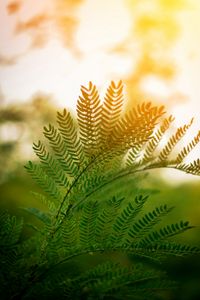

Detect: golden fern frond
[57, 109, 85, 165]
[43, 124, 79, 177]
[77, 81, 102, 155]
[176, 159, 200, 176]
[141, 115, 175, 164]
[158, 118, 194, 161]
[175, 130, 200, 164]
[126, 144, 144, 167]
[111, 102, 165, 151]
[100, 80, 124, 145]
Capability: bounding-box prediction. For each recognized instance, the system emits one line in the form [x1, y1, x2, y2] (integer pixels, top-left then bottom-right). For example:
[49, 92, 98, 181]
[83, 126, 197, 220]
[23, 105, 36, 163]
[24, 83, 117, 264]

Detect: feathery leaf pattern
[14, 81, 200, 300]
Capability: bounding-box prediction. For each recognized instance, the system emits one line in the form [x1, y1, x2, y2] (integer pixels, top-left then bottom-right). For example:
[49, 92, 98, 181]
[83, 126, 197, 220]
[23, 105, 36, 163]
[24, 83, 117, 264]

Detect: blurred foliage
[0, 94, 57, 183]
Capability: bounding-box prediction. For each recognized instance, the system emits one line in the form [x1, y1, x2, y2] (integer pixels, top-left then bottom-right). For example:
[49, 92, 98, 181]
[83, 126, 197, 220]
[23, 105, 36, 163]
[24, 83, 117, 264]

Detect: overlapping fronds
[64, 261, 172, 300]
[4, 80, 198, 300]
[33, 140, 69, 188]
[111, 102, 165, 151]
[140, 115, 175, 164]
[25, 81, 200, 222]
[43, 123, 79, 177]
[79, 200, 99, 247]
[25, 161, 63, 202]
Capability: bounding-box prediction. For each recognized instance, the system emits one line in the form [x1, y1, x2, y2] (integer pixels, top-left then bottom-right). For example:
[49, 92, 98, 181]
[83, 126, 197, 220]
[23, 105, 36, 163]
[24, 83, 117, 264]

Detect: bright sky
[0, 0, 200, 182]
[0, 0, 132, 109]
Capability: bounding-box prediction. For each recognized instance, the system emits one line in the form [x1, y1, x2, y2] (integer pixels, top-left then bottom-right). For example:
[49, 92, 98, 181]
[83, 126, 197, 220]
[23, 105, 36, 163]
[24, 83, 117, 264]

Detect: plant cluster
[1, 81, 200, 299]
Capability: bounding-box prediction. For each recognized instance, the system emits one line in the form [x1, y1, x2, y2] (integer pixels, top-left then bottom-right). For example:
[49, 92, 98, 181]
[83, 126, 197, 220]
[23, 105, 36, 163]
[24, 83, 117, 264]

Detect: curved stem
[71, 163, 177, 212]
[55, 152, 103, 219]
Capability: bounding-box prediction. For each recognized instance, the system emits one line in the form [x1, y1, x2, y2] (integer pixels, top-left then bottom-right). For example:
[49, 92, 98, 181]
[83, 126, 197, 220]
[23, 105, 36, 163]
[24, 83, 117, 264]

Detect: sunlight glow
[0, 0, 200, 183]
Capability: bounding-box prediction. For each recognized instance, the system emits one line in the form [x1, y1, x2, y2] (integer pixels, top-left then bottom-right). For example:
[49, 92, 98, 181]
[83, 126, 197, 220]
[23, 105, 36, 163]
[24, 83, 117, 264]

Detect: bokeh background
[0, 0, 200, 252]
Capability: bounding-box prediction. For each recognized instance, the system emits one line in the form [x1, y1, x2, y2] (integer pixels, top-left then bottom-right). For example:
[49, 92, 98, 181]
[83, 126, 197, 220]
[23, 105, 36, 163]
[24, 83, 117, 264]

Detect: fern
[99, 80, 124, 145]
[158, 118, 194, 161]
[77, 81, 102, 155]
[2, 81, 200, 300]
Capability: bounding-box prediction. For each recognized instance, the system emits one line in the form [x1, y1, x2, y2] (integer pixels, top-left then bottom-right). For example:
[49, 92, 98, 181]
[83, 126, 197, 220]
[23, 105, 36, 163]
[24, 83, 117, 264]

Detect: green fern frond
[33, 140, 69, 188]
[79, 200, 99, 247]
[146, 242, 200, 257]
[64, 261, 172, 300]
[111, 195, 150, 245]
[62, 214, 79, 252]
[43, 124, 79, 178]
[25, 161, 63, 202]
[57, 108, 85, 165]
[138, 221, 193, 247]
[126, 205, 174, 245]
[95, 196, 123, 244]
[0, 211, 23, 248]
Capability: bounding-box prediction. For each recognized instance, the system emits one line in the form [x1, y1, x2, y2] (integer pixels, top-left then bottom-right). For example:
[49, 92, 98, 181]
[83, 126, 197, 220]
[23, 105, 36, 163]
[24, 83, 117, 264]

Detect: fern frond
[111, 195, 150, 245]
[138, 221, 193, 247]
[126, 205, 173, 245]
[65, 261, 170, 300]
[111, 103, 165, 151]
[141, 115, 175, 164]
[77, 81, 102, 155]
[57, 108, 85, 165]
[79, 200, 99, 247]
[126, 144, 144, 167]
[158, 118, 194, 161]
[0, 211, 23, 248]
[95, 196, 123, 244]
[176, 158, 200, 176]
[99, 80, 124, 145]
[61, 214, 79, 252]
[33, 140, 69, 188]
[43, 124, 79, 178]
[146, 242, 200, 257]
[25, 161, 63, 202]
[175, 130, 200, 163]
